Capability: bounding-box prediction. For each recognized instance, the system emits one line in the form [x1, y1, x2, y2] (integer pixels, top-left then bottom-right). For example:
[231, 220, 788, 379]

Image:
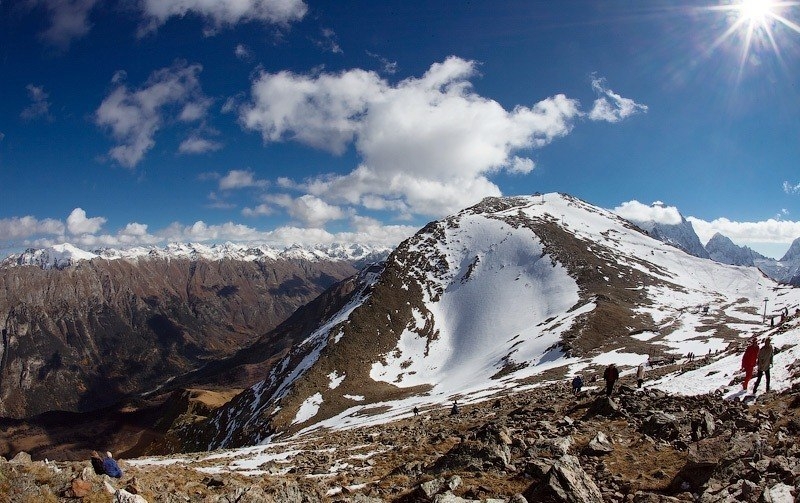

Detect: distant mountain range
[2, 197, 799, 458]
[2, 241, 391, 271]
[0, 243, 389, 420]
[623, 215, 800, 285]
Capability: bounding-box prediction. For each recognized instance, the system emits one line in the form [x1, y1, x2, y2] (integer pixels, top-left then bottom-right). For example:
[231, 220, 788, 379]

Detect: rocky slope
[0, 254, 360, 419]
[182, 193, 792, 452]
[3, 370, 798, 502]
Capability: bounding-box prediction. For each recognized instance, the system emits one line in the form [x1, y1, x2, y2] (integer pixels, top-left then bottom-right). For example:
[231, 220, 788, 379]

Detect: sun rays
[706, 0, 800, 77]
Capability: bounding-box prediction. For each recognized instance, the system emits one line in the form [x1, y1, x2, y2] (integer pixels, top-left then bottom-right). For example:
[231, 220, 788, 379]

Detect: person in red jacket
[741, 338, 759, 391]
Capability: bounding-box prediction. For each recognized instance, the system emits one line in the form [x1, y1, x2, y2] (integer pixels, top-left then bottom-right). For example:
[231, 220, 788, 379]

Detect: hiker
[413, 406, 419, 417]
[102, 451, 123, 478]
[90, 451, 105, 475]
[90, 450, 122, 478]
[571, 375, 583, 394]
[450, 401, 459, 416]
[752, 337, 774, 394]
[741, 338, 759, 391]
[636, 363, 646, 388]
[603, 363, 619, 396]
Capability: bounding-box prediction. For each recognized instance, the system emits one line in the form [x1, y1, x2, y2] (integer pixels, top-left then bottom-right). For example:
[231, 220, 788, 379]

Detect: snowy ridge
[2, 242, 391, 269]
[205, 265, 384, 449]
[194, 193, 800, 452]
[127, 193, 800, 478]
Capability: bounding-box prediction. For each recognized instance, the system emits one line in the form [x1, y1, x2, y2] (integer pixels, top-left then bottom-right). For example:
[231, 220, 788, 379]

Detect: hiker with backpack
[752, 337, 774, 395]
[571, 375, 583, 394]
[603, 363, 619, 396]
[90, 450, 123, 478]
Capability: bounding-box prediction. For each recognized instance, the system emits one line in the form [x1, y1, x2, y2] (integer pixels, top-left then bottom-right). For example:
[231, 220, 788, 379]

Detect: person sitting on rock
[90, 451, 105, 475]
[101, 451, 123, 478]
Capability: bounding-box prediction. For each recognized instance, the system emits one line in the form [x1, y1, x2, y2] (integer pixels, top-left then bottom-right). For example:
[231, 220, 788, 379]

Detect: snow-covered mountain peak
[780, 236, 800, 262]
[705, 232, 767, 267]
[196, 193, 796, 450]
[621, 208, 710, 259]
[2, 241, 392, 269]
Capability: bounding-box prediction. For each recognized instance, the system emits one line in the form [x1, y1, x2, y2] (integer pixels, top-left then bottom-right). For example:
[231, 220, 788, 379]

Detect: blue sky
[1, 0, 800, 258]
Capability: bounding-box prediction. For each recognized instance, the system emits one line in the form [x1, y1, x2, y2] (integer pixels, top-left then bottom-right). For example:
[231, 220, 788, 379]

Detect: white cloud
[120, 222, 149, 236]
[240, 56, 625, 218]
[270, 194, 348, 228]
[613, 200, 683, 225]
[138, 0, 308, 34]
[219, 169, 268, 190]
[366, 51, 398, 74]
[178, 101, 211, 122]
[315, 28, 342, 54]
[0, 215, 64, 239]
[688, 216, 800, 247]
[33, 0, 99, 48]
[179, 135, 222, 154]
[242, 204, 273, 217]
[782, 181, 800, 194]
[66, 208, 106, 235]
[0, 211, 417, 253]
[235, 43, 252, 60]
[20, 84, 52, 121]
[589, 76, 648, 123]
[95, 61, 210, 168]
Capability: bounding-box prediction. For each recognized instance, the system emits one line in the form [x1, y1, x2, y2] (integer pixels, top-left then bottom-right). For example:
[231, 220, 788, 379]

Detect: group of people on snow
[741, 336, 773, 394]
[570, 333, 776, 399]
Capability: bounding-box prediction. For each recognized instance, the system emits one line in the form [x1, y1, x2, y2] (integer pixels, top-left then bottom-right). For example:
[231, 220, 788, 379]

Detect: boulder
[71, 478, 92, 498]
[586, 432, 613, 455]
[524, 454, 603, 503]
[9, 452, 32, 464]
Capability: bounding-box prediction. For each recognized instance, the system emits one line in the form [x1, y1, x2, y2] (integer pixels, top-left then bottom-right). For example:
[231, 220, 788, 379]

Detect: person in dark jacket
[603, 364, 619, 396]
[90, 451, 105, 475]
[571, 375, 583, 394]
[752, 338, 774, 394]
[741, 338, 759, 391]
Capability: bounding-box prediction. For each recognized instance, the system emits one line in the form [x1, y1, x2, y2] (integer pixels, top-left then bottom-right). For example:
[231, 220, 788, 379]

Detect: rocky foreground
[2, 371, 799, 503]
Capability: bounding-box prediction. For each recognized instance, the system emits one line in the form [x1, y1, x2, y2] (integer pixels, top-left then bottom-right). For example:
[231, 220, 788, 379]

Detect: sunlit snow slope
[198, 193, 800, 449]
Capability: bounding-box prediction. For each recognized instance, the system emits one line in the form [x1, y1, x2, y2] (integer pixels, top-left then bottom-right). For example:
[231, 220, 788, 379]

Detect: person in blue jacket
[101, 451, 123, 478]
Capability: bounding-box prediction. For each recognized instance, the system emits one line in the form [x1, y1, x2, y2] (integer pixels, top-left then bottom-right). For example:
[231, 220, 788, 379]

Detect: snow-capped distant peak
[1, 242, 392, 269]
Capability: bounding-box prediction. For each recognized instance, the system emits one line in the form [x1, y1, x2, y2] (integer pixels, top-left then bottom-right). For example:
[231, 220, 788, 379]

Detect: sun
[737, 0, 777, 24]
[705, 0, 800, 77]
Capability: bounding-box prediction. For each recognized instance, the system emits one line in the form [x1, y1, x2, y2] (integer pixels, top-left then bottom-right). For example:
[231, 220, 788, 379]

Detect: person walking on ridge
[752, 337, 773, 394]
[636, 363, 646, 388]
[571, 375, 583, 395]
[741, 338, 759, 391]
[603, 363, 619, 396]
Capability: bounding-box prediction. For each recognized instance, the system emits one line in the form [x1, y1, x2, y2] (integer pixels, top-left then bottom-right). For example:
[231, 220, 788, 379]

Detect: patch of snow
[328, 371, 345, 389]
[292, 393, 324, 425]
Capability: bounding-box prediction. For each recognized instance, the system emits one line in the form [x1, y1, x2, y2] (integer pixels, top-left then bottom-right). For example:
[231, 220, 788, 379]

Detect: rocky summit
[2, 372, 799, 502]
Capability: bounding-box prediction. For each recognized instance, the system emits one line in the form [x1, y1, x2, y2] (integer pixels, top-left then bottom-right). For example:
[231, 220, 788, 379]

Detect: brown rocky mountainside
[0, 256, 358, 420]
[2, 375, 798, 502]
